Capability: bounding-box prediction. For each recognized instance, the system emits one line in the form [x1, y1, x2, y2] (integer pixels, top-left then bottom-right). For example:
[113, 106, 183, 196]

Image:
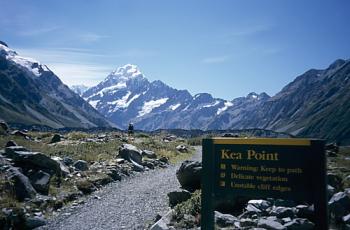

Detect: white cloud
[18, 26, 61, 36]
[202, 55, 230, 64]
[79, 33, 109, 43]
[46, 62, 111, 86]
[14, 46, 157, 86]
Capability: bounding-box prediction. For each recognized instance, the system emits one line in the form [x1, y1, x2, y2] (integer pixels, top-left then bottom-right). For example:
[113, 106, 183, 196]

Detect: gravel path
[40, 146, 202, 230]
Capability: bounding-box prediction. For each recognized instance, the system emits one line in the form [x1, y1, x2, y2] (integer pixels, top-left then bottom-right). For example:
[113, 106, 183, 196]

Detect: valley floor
[39, 147, 201, 230]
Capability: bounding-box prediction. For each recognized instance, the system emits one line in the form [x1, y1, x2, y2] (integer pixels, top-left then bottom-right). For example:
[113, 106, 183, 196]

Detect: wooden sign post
[201, 138, 327, 230]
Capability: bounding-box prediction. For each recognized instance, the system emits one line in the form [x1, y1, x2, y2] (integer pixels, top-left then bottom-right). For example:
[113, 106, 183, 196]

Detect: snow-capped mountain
[0, 41, 112, 129]
[70, 85, 90, 96]
[82, 64, 270, 130]
[83, 61, 350, 144]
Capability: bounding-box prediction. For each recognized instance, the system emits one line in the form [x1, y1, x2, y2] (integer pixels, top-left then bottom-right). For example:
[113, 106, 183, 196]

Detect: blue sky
[1, 0, 349, 99]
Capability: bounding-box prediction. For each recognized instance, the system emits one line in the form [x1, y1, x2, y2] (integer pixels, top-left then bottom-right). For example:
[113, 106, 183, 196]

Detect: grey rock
[106, 169, 122, 181]
[142, 150, 157, 159]
[0, 121, 9, 133]
[4, 146, 62, 176]
[283, 218, 314, 230]
[10, 130, 28, 138]
[248, 199, 272, 211]
[51, 156, 70, 176]
[5, 166, 37, 201]
[214, 211, 238, 227]
[328, 184, 336, 199]
[26, 216, 47, 229]
[29, 170, 50, 195]
[176, 160, 201, 192]
[246, 203, 263, 213]
[176, 145, 188, 153]
[296, 205, 314, 219]
[258, 218, 286, 230]
[63, 156, 74, 166]
[50, 134, 62, 143]
[240, 218, 257, 227]
[119, 144, 143, 166]
[343, 213, 350, 224]
[327, 173, 343, 190]
[270, 207, 296, 218]
[73, 160, 89, 171]
[328, 191, 350, 220]
[150, 210, 173, 230]
[167, 189, 191, 208]
[5, 140, 17, 147]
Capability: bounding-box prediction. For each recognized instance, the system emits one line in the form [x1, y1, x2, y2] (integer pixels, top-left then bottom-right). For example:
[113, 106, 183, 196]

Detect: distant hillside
[0, 42, 112, 129]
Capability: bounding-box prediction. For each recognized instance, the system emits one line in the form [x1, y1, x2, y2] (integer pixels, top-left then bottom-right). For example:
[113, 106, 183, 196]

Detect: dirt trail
[40, 146, 202, 230]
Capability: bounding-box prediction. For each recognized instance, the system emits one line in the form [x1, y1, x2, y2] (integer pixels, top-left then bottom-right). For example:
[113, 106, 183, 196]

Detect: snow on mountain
[82, 64, 269, 130]
[138, 98, 169, 117]
[70, 85, 90, 96]
[0, 43, 50, 77]
[0, 41, 112, 129]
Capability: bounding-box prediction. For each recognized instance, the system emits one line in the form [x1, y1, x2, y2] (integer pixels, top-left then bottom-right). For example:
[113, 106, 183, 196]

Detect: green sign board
[201, 138, 327, 230]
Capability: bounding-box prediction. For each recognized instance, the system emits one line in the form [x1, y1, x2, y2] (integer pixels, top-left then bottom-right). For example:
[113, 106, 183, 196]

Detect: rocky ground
[38, 147, 201, 230]
[0, 125, 194, 230]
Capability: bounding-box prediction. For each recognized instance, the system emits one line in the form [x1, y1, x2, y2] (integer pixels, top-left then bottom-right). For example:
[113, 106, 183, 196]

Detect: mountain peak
[110, 64, 143, 79]
[0, 41, 8, 47]
[328, 59, 346, 70]
[0, 42, 50, 77]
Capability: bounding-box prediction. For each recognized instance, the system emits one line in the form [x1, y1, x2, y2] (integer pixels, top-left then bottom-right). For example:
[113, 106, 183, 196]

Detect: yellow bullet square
[220, 172, 226, 178]
[219, 181, 226, 187]
[220, 164, 226, 170]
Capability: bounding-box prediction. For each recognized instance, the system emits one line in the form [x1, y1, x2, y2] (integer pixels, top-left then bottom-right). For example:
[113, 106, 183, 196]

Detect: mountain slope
[85, 61, 349, 143]
[0, 42, 112, 129]
[82, 64, 270, 130]
[219, 59, 350, 143]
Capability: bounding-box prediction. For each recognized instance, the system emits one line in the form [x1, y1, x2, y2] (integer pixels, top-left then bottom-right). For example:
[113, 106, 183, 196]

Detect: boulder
[51, 156, 70, 176]
[343, 213, 350, 224]
[257, 218, 286, 230]
[214, 211, 238, 227]
[142, 150, 157, 159]
[150, 210, 174, 230]
[270, 207, 296, 218]
[176, 160, 202, 192]
[248, 199, 272, 211]
[240, 218, 257, 228]
[29, 170, 50, 195]
[25, 216, 47, 229]
[328, 185, 336, 199]
[296, 205, 314, 220]
[106, 169, 122, 181]
[10, 130, 28, 138]
[119, 144, 144, 171]
[167, 189, 192, 208]
[5, 140, 17, 147]
[0, 121, 9, 134]
[119, 144, 143, 165]
[283, 218, 315, 229]
[73, 160, 89, 171]
[4, 146, 62, 176]
[63, 156, 74, 166]
[176, 145, 188, 153]
[50, 134, 62, 143]
[5, 166, 37, 201]
[329, 191, 350, 220]
[327, 173, 343, 191]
